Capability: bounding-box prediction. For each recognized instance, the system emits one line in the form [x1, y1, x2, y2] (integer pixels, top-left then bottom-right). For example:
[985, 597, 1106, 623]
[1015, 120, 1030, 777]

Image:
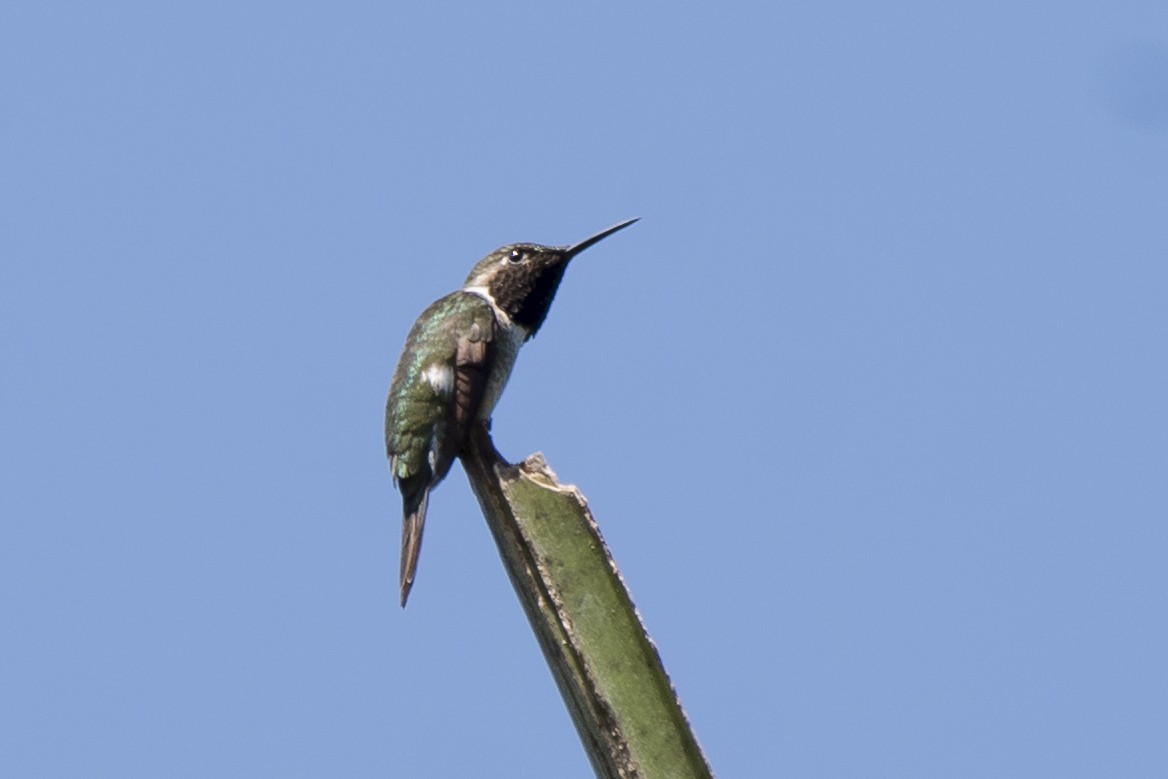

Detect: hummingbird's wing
[386, 292, 498, 606]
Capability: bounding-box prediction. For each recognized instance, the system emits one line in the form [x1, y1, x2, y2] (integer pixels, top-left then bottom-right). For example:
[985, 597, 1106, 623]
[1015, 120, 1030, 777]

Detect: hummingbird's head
[462, 218, 639, 337]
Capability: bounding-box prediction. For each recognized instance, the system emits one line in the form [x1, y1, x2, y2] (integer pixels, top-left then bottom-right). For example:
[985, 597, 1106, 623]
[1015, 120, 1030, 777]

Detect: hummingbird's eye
[508, 249, 524, 264]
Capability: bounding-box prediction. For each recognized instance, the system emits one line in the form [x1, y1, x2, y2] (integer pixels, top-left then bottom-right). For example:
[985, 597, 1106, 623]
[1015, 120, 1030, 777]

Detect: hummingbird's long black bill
[564, 217, 640, 259]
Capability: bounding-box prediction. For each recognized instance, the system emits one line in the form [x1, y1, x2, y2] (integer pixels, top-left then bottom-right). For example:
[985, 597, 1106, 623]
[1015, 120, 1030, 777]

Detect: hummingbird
[385, 218, 639, 607]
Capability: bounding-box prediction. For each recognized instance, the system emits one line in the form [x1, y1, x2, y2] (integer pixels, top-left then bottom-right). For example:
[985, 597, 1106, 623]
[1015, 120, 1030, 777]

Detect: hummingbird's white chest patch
[464, 286, 528, 420]
[479, 318, 525, 419]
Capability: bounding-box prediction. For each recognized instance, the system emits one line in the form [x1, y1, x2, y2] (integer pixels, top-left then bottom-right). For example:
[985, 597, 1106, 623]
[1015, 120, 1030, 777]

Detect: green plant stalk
[460, 425, 714, 779]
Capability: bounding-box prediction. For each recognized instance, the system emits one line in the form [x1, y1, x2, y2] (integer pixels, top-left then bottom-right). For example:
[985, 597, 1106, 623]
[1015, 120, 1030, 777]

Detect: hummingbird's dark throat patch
[489, 255, 569, 335]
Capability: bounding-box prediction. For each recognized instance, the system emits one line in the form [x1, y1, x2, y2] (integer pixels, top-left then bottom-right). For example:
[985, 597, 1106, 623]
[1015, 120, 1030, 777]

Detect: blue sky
[3, 2, 1166, 776]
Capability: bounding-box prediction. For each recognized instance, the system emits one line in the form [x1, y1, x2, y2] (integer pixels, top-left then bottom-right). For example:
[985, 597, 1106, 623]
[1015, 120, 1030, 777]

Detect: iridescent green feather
[385, 291, 497, 486]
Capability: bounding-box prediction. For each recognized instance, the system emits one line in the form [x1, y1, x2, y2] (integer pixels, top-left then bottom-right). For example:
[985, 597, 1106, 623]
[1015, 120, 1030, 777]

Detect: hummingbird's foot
[464, 420, 509, 466]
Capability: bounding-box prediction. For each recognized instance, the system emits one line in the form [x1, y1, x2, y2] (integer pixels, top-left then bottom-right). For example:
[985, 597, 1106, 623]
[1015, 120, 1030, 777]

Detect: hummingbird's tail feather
[399, 486, 430, 608]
